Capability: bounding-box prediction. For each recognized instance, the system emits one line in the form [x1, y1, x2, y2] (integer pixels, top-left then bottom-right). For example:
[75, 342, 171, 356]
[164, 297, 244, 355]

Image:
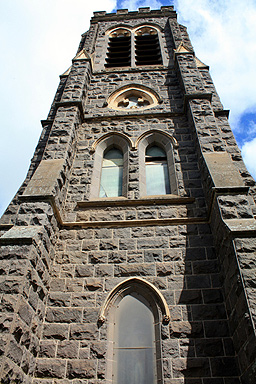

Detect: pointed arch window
[105, 28, 131, 68]
[135, 27, 162, 66]
[145, 145, 170, 195]
[99, 147, 123, 198]
[113, 293, 157, 384]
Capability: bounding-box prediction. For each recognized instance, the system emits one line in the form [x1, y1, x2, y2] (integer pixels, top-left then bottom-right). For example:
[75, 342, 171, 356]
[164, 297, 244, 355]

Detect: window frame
[145, 145, 171, 196]
[100, 278, 168, 384]
[112, 292, 158, 384]
[99, 147, 124, 198]
[137, 131, 178, 197]
[90, 133, 130, 199]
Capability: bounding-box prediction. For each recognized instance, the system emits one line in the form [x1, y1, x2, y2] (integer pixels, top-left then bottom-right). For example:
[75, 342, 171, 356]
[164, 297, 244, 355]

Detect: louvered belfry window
[135, 27, 162, 66]
[105, 29, 131, 68]
[105, 26, 162, 68]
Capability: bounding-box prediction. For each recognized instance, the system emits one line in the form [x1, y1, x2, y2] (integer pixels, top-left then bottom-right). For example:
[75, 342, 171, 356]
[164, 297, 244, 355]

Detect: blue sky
[0, 0, 256, 217]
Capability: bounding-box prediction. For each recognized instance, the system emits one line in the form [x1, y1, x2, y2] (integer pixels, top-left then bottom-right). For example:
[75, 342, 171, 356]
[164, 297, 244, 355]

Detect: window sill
[76, 195, 194, 208]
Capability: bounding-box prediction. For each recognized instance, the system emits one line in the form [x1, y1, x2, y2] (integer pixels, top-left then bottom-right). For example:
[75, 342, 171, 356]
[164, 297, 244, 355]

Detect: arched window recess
[100, 278, 169, 384]
[100, 147, 123, 198]
[98, 277, 170, 324]
[137, 130, 178, 197]
[90, 133, 131, 199]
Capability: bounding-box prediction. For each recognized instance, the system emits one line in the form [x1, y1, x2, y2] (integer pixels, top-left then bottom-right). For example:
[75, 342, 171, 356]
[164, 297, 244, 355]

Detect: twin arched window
[105, 26, 163, 68]
[98, 144, 171, 198]
[90, 132, 178, 199]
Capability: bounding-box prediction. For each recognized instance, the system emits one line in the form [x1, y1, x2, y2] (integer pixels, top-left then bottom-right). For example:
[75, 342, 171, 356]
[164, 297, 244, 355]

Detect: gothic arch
[98, 277, 170, 324]
[105, 24, 133, 35]
[133, 23, 163, 34]
[135, 129, 178, 149]
[91, 132, 133, 153]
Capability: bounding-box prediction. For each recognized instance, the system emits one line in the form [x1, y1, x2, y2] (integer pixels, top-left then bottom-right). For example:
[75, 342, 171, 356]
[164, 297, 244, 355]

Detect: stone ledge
[0, 225, 43, 245]
[223, 219, 256, 237]
[83, 111, 184, 122]
[62, 217, 207, 229]
[76, 195, 195, 209]
[214, 110, 230, 118]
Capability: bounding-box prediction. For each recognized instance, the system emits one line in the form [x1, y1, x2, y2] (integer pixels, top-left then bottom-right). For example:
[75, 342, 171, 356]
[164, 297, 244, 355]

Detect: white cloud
[119, 0, 162, 10]
[0, 0, 116, 215]
[1, 0, 256, 216]
[241, 138, 256, 180]
[174, 0, 256, 128]
[174, 0, 256, 178]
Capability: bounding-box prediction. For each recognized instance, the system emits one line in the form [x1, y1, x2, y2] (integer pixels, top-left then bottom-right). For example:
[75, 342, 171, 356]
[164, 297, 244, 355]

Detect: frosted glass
[146, 146, 166, 158]
[113, 295, 156, 384]
[146, 163, 170, 195]
[99, 148, 123, 197]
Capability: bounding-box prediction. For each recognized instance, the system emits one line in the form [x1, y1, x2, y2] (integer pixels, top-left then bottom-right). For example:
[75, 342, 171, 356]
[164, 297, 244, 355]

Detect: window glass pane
[114, 349, 155, 384]
[146, 146, 166, 158]
[104, 148, 123, 161]
[116, 295, 154, 348]
[146, 163, 170, 195]
[113, 295, 156, 384]
[99, 148, 123, 197]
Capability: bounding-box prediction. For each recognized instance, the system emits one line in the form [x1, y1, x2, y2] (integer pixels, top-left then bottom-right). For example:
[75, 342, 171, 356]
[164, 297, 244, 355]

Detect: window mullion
[131, 32, 136, 67]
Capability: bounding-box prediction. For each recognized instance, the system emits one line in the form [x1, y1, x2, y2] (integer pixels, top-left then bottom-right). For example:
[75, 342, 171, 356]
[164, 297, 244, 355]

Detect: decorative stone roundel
[107, 85, 159, 111]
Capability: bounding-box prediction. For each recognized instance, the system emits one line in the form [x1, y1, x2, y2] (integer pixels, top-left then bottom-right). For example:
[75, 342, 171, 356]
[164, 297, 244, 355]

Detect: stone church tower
[1, 6, 256, 384]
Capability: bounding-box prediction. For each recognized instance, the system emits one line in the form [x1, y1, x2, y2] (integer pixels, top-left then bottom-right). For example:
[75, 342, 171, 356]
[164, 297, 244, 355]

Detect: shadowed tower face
[1, 6, 256, 384]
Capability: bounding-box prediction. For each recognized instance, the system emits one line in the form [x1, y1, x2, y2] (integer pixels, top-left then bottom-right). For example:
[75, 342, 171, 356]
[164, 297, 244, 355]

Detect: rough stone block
[46, 308, 82, 323]
[57, 341, 79, 359]
[114, 263, 156, 277]
[70, 324, 99, 340]
[43, 324, 69, 340]
[35, 358, 66, 378]
[170, 321, 204, 338]
[67, 359, 96, 379]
